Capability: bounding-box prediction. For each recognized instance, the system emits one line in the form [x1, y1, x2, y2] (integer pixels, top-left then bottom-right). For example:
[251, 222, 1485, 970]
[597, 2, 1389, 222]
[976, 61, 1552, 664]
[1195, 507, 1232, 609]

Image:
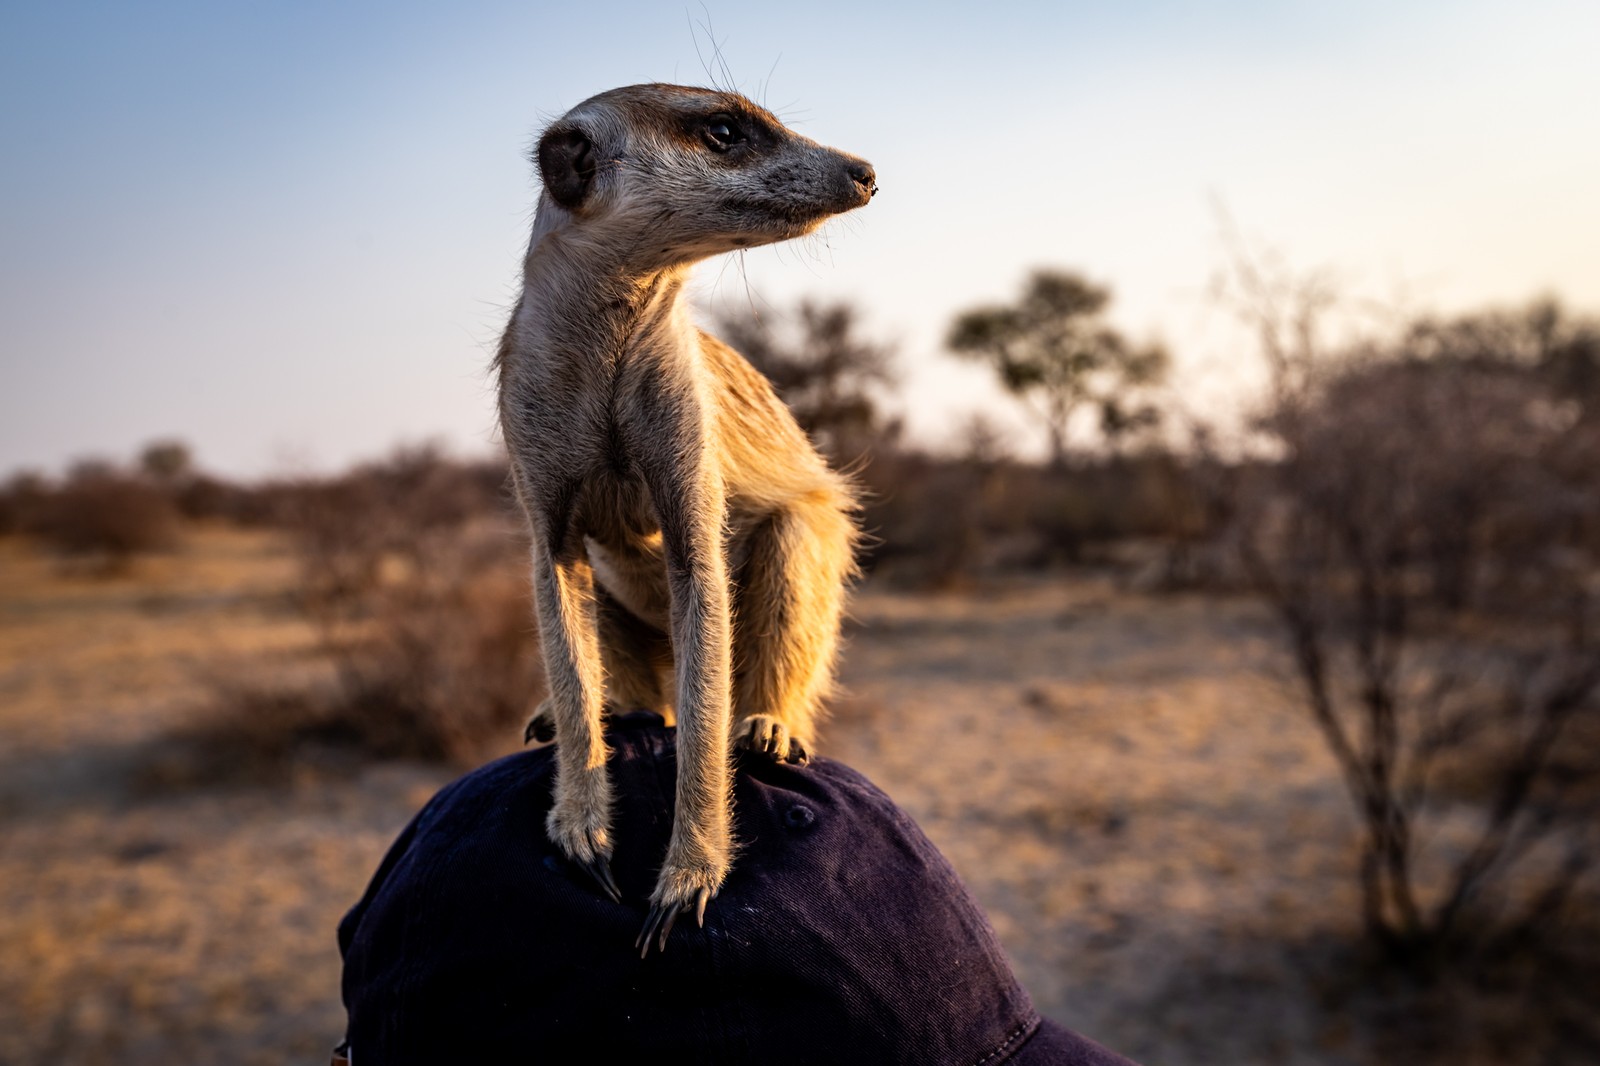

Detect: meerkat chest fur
[505, 267, 703, 493]
[493, 83, 876, 953]
[502, 267, 712, 618]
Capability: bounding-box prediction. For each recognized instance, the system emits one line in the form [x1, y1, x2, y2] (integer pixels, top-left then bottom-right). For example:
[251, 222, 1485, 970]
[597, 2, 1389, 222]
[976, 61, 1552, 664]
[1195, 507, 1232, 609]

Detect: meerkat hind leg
[732, 497, 855, 766]
[525, 574, 672, 742]
[595, 583, 673, 717]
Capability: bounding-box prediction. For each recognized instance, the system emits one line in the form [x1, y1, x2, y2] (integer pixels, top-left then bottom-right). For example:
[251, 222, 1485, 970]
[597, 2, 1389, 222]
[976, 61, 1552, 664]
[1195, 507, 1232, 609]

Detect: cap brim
[1006, 1017, 1140, 1066]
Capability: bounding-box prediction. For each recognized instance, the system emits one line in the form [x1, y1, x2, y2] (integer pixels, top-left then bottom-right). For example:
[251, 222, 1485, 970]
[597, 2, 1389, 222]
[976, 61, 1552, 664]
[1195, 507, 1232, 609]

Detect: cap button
[783, 804, 816, 831]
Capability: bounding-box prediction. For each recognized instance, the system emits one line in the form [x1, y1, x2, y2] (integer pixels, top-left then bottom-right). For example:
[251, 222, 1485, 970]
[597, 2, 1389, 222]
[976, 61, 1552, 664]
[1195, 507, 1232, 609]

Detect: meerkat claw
[738, 715, 810, 765]
[695, 886, 710, 927]
[576, 855, 622, 904]
[636, 886, 713, 957]
[637, 900, 684, 957]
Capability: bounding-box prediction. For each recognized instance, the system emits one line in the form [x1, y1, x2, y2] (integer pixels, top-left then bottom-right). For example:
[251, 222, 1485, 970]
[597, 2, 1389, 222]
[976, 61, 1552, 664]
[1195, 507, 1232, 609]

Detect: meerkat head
[532, 84, 877, 271]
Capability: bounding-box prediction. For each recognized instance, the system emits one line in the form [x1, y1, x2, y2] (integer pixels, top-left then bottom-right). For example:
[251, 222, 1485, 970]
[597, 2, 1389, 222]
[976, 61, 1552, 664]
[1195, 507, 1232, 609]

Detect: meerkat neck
[521, 210, 694, 357]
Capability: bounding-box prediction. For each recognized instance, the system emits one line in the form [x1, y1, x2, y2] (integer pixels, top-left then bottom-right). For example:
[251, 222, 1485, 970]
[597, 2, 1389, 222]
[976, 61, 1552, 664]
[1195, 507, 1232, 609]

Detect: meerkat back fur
[493, 84, 876, 953]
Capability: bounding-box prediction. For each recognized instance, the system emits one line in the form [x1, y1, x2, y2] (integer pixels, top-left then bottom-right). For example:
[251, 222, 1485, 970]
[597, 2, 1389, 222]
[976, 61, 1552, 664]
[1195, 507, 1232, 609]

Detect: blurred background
[2, 2, 1598, 1063]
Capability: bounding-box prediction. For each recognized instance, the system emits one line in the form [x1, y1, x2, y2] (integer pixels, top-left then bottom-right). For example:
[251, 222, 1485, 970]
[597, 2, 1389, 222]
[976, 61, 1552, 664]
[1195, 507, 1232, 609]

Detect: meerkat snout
[830, 157, 878, 212]
[803, 151, 877, 216]
[847, 160, 878, 198]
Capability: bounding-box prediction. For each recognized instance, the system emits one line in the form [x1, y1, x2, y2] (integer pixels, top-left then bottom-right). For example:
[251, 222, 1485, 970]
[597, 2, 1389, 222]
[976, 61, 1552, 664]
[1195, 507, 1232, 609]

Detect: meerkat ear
[538, 125, 597, 210]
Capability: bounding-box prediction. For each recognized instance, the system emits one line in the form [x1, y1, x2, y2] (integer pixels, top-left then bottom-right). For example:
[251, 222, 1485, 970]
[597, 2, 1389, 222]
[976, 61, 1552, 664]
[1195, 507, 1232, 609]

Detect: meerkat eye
[702, 116, 745, 151]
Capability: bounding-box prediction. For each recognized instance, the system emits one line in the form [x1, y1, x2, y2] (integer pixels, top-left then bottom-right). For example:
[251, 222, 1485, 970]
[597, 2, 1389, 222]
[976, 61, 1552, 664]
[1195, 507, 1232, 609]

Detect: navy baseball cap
[336, 712, 1136, 1065]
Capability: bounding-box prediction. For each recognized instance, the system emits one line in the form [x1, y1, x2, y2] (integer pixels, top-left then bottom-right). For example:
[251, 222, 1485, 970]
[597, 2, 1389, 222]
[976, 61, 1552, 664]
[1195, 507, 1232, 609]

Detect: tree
[716, 298, 898, 462]
[139, 439, 194, 483]
[947, 271, 1167, 465]
[1402, 298, 1600, 420]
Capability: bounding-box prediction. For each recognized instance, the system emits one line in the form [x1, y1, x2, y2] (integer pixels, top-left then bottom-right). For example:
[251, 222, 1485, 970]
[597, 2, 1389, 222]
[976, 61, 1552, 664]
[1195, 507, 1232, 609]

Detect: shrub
[25, 465, 179, 566]
[161, 446, 539, 779]
[0, 471, 47, 536]
[858, 444, 1201, 586]
[1231, 317, 1600, 968]
[157, 547, 539, 784]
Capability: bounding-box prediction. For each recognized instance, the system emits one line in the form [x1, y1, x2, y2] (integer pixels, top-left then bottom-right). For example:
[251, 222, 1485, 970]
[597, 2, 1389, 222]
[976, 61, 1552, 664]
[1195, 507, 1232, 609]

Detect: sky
[2, 0, 1597, 478]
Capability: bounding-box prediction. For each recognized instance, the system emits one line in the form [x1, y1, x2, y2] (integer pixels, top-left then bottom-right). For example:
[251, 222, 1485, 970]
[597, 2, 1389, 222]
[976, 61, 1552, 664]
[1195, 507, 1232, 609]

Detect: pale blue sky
[3, 1, 1597, 476]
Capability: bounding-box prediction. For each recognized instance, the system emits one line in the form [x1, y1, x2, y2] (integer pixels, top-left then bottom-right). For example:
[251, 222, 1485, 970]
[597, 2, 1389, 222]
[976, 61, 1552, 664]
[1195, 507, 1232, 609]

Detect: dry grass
[0, 526, 413, 1065]
[0, 526, 314, 758]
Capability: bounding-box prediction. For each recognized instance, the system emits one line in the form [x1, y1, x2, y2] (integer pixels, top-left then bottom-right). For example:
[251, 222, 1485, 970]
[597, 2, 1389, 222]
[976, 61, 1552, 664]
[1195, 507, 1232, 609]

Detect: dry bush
[167, 473, 266, 524]
[1011, 453, 1197, 562]
[160, 446, 541, 781]
[859, 444, 1200, 587]
[309, 520, 540, 764]
[11, 438, 288, 529]
[0, 471, 48, 535]
[154, 546, 538, 785]
[23, 463, 180, 568]
[1225, 303, 1600, 971]
[858, 447, 988, 587]
[271, 443, 509, 604]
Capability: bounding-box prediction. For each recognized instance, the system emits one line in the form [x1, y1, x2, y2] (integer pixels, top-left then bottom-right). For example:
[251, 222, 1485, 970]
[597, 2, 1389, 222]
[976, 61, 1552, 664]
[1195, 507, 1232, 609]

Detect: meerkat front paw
[547, 775, 621, 904]
[637, 857, 727, 957]
[735, 713, 811, 766]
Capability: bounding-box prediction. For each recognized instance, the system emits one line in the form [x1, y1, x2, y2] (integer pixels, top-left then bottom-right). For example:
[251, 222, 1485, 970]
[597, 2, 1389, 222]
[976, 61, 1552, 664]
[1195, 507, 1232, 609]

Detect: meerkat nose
[847, 161, 878, 197]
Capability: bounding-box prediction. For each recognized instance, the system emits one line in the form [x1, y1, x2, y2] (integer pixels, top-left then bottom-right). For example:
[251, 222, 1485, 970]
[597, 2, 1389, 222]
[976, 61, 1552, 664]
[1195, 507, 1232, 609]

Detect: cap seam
[969, 1012, 1040, 1066]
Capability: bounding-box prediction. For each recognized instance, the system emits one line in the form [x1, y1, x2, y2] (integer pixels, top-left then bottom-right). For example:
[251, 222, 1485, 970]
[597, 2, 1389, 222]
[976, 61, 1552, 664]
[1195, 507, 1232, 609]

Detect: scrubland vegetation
[2, 274, 1597, 1063]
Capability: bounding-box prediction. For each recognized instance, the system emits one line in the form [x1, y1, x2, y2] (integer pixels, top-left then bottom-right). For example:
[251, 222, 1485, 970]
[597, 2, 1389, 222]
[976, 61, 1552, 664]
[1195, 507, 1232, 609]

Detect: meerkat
[493, 84, 876, 954]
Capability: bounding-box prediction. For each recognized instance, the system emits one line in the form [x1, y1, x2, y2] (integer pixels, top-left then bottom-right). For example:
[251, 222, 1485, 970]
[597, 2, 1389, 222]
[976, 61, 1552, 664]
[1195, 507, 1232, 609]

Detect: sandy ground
[830, 580, 1363, 1065]
[0, 528, 1572, 1064]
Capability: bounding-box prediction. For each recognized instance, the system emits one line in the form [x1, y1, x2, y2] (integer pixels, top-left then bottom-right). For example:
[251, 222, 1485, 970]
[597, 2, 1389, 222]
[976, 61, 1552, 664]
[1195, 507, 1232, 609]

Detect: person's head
[337, 712, 1134, 1065]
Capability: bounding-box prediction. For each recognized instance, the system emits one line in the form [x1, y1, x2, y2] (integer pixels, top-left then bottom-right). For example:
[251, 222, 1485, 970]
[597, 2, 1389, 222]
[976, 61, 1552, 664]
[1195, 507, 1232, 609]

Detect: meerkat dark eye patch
[538, 125, 597, 209]
[701, 114, 746, 152]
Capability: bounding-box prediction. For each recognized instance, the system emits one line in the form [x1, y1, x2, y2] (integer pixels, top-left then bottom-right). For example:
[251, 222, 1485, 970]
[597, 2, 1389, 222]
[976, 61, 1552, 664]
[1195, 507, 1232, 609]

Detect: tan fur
[493, 84, 875, 948]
